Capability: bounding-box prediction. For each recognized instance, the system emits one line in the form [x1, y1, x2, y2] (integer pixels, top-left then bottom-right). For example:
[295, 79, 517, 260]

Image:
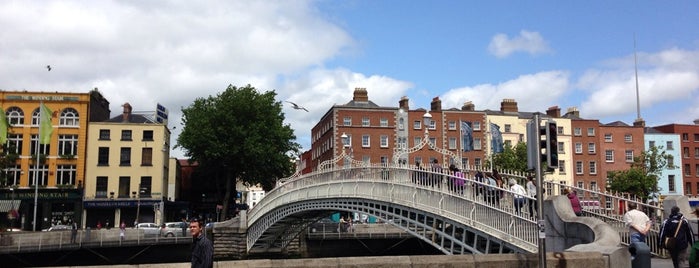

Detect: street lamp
[423, 111, 432, 135]
[341, 132, 349, 148]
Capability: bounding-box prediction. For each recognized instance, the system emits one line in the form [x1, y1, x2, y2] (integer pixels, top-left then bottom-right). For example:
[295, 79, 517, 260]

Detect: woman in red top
[564, 188, 583, 216]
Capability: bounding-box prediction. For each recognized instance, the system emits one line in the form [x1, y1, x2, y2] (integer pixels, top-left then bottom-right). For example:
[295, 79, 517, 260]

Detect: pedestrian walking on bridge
[190, 217, 213, 268]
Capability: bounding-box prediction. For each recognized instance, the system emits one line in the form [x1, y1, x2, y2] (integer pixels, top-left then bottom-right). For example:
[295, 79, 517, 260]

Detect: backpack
[690, 241, 699, 268]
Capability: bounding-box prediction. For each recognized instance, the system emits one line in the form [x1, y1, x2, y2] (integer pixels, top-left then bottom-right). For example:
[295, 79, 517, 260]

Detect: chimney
[461, 101, 475, 111]
[122, 102, 132, 122]
[565, 107, 579, 117]
[500, 99, 518, 113]
[546, 106, 561, 118]
[430, 97, 442, 111]
[399, 96, 409, 110]
[353, 87, 368, 102]
[694, 119, 699, 125]
[633, 118, 646, 127]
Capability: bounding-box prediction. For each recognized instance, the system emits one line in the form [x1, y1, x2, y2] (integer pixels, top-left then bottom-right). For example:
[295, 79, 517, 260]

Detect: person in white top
[525, 176, 537, 218]
[509, 178, 527, 216]
[623, 202, 651, 243]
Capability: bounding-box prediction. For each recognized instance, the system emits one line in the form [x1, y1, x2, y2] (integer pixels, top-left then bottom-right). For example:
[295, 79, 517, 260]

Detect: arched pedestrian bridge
[247, 164, 540, 255]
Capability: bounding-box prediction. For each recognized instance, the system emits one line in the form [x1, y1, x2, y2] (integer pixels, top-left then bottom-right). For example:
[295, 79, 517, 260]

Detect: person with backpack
[659, 206, 694, 268]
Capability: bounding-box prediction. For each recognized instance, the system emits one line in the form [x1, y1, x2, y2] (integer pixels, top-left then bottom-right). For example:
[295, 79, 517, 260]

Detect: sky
[1, 0, 698, 158]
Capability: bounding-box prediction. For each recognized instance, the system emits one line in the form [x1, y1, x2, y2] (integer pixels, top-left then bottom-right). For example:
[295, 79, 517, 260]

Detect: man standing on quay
[190, 218, 213, 268]
[624, 202, 651, 243]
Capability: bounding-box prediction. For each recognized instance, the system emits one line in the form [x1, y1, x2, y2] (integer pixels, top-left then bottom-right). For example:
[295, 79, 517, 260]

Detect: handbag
[663, 220, 683, 250]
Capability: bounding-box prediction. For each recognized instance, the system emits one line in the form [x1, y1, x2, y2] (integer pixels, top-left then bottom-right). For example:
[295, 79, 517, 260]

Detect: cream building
[83, 103, 171, 228]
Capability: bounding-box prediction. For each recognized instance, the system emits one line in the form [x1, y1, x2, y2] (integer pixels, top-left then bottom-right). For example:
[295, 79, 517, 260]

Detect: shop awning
[0, 200, 21, 212]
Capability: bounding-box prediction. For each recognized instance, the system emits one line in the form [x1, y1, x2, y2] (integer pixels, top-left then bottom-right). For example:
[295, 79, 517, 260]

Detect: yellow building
[83, 103, 171, 228]
[0, 90, 110, 231]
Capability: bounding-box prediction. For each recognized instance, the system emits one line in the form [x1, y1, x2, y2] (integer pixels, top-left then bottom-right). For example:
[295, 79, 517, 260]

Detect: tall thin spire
[633, 34, 645, 127]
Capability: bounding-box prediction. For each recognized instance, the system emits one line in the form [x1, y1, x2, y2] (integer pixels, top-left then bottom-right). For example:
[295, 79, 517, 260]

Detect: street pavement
[651, 256, 682, 268]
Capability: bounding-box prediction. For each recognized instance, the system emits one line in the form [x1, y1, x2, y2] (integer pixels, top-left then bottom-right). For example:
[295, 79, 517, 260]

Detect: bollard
[629, 242, 651, 268]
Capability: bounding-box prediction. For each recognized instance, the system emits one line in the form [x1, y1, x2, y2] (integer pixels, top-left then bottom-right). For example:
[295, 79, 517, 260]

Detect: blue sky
[1, 1, 698, 158]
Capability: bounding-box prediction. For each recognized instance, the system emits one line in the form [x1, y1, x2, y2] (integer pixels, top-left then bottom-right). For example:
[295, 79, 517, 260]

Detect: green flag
[39, 103, 53, 144]
[0, 107, 8, 144]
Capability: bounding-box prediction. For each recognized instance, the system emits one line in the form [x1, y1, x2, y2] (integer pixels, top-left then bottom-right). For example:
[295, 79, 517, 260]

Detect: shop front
[84, 199, 162, 228]
[0, 188, 82, 231]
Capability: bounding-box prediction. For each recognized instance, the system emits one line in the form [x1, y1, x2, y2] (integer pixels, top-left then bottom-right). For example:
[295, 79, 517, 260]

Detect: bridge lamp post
[423, 111, 432, 136]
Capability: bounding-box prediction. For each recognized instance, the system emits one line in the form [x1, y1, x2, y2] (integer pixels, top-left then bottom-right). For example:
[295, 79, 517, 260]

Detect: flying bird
[285, 101, 309, 112]
[46, 65, 51, 71]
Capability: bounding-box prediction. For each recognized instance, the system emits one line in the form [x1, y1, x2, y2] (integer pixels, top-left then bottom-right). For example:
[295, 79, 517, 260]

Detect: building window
[2, 165, 21, 186]
[56, 165, 76, 185]
[668, 155, 675, 168]
[428, 120, 436, 130]
[667, 141, 674, 150]
[474, 158, 482, 169]
[98, 147, 109, 166]
[624, 134, 632, 142]
[96, 177, 108, 198]
[682, 133, 689, 141]
[577, 181, 584, 189]
[590, 181, 598, 192]
[605, 150, 614, 162]
[504, 124, 511, 133]
[557, 142, 564, 153]
[28, 165, 49, 186]
[625, 150, 634, 162]
[59, 108, 79, 126]
[362, 117, 370, 127]
[473, 122, 481, 131]
[695, 134, 699, 142]
[414, 157, 422, 165]
[668, 175, 676, 193]
[696, 164, 699, 177]
[575, 161, 583, 174]
[687, 183, 692, 195]
[414, 137, 421, 146]
[380, 135, 388, 148]
[99, 129, 110, 140]
[587, 128, 595, 136]
[575, 142, 582, 154]
[449, 137, 457, 149]
[589, 161, 597, 174]
[558, 160, 566, 173]
[574, 127, 582, 136]
[398, 118, 404, 130]
[143, 130, 154, 141]
[604, 134, 612, 142]
[30, 135, 50, 155]
[7, 107, 24, 125]
[429, 137, 436, 146]
[140, 177, 152, 197]
[686, 164, 691, 176]
[118, 176, 130, 198]
[413, 121, 422, 129]
[649, 140, 655, 148]
[695, 148, 699, 158]
[58, 135, 78, 156]
[474, 138, 482, 150]
[587, 143, 596, 154]
[684, 147, 690, 158]
[141, 148, 153, 166]
[343, 117, 352, 126]
[7, 134, 23, 154]
[362, 135, 370, 148]
[448, 121, 456, 130]
[121, 130, 132, 141]
[31, 108, 42, 125]
[380, 118, 388, 127]
[120, 147, 131, 166]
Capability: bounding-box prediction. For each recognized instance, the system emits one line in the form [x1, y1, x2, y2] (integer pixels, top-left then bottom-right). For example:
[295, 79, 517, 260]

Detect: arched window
[6, 107, 24, 125]
[60, 108, 79, 126]
[31, 108, 41, 126]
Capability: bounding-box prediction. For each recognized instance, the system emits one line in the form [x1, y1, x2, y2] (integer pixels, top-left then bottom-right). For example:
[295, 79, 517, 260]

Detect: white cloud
[440, 71, 570, 112]
[488, 30, 552, 58]
[578, 48, 699, 121]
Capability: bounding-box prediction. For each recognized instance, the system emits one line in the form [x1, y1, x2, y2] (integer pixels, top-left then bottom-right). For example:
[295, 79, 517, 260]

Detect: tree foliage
[489, 141, 529, 173]
[607, 146, 669, 199]
[176, 84, 299, 219]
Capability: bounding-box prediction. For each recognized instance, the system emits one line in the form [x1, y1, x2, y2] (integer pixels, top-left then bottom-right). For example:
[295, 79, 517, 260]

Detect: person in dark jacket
[659, 206, 695, 268]
[190, 218, 213, 268]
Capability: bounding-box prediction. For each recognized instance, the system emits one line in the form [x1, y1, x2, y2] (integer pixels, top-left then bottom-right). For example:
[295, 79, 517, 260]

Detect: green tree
[607, 146, 669, 199]
[176, 84, 299, 220]
[488, 141, 529, 173]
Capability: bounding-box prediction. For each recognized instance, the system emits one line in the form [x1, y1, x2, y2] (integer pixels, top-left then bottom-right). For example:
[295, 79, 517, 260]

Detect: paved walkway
[651, 256, 681, 268]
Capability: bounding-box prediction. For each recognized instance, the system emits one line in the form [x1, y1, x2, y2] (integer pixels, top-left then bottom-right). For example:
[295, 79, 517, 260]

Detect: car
[309, 218, 337, 233]
[160, 222, 189, 237]
[43, 225, 71, 231]
[136, 222, 160, 236]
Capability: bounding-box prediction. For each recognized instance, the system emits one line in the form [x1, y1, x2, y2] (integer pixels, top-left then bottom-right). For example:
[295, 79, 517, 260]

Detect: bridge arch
[247, 165, 538, 254]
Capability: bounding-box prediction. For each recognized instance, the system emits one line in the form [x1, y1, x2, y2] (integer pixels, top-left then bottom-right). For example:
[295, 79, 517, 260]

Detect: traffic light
[545, 121, 558, 169]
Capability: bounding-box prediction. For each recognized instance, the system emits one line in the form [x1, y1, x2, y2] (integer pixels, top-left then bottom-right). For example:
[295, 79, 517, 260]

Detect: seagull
[46, 65, 51, 71]
[285, 101, 309, 112]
